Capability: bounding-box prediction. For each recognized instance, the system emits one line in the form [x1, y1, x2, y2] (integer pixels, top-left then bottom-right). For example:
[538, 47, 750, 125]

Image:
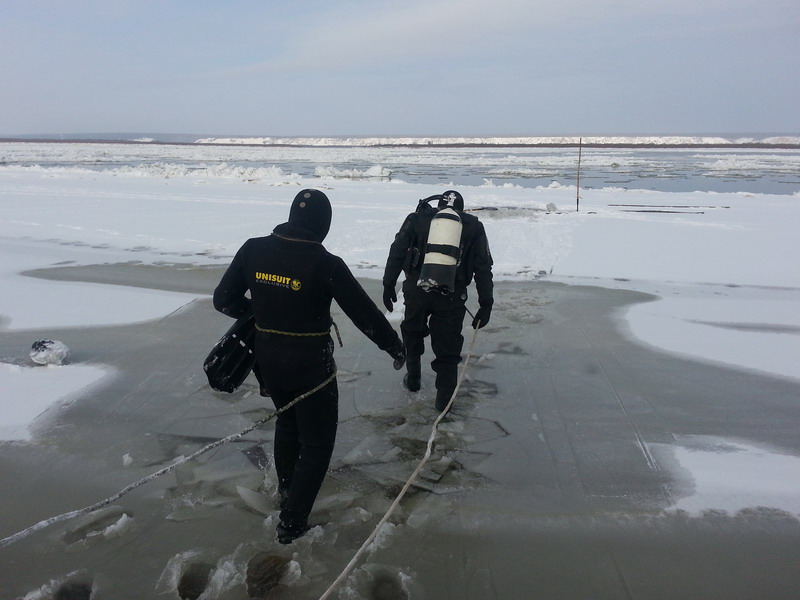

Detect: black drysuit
[383, 203, 493, 400]
[214, 213, 401, 531]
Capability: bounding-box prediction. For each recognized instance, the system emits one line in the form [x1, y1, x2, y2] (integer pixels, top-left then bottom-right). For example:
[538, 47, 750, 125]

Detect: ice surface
[236, 485, 273, 516]
[0, 141, 799, 598]
[0, 362, 111, 441]
[101, 513, 134, 539]
[652, 436, 800, 516]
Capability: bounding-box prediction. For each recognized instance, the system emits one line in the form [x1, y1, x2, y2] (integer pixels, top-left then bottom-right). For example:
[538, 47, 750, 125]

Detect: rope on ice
[318, 325, 480, 600]
[0, 371, 337, 549]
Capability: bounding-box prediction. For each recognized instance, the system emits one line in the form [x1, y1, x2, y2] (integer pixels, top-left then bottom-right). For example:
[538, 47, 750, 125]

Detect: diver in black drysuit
[382, 190, 494, 411]
[213, 189, 404, 544]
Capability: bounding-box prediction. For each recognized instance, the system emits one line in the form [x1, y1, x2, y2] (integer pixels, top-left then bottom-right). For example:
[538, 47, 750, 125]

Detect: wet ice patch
[341, 506, 374, 525]
[100, 512, 134, 540]
[312, 490, 361, 513]
[236, 485, 273, 515]
[342, 436, 403, 465]
[280, 559, 303, 586]
[475, 352, 496, 364]
[418, 456, 455, 485]
[62, 507, 134, 546]
[437, 420, 465, 435]
[367, 522, 397, 552]
[654, 435, 800, 516]
[61, 509, 118, 544]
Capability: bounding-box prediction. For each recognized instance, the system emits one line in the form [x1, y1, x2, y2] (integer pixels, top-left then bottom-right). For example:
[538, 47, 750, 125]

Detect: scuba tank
[417, 191, 464, 293]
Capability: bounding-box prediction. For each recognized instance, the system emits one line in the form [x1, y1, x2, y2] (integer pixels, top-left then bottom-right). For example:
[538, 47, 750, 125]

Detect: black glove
[472, 306, 492, 329]
[387, 340, 406, 370]
[383, 285, 397, 312]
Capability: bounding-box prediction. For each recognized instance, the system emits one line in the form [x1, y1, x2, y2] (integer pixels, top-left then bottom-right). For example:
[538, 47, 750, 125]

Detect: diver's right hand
[383, 285, 397, 312]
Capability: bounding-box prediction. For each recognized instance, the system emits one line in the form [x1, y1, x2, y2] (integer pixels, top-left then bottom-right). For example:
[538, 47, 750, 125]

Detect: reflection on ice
[652, 435, 800, 516]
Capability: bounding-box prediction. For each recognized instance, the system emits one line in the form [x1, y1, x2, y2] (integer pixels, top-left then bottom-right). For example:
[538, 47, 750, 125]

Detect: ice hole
[246, 552, 290, 598]
[54, 581, 93, 600]
[369, 569, 409, 600]
[176, 562, 213, 600]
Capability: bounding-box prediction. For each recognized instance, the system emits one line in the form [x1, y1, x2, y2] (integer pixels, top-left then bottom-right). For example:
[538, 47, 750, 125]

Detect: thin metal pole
[576, 137, 582, 212]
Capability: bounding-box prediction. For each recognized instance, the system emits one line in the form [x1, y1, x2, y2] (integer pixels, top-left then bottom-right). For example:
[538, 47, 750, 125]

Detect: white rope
[0, 371, 337, 549]
[318, 326, 481, 600]
[3, 323, 483, 597]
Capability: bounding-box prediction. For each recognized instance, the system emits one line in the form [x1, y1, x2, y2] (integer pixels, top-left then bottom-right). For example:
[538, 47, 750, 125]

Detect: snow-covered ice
[0, 361, 110, 441]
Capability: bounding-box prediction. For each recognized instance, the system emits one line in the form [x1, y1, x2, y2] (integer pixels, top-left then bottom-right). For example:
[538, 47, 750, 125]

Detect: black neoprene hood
[289, 189, 332, 241]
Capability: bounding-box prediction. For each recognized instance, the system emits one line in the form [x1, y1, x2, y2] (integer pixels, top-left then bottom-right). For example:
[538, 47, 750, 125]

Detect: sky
[1, 0, 799, 136]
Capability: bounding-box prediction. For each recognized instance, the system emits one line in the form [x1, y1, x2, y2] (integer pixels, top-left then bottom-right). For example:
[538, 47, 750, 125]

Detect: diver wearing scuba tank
[417, 205, 463, 292]
[382, 190, 494, 411]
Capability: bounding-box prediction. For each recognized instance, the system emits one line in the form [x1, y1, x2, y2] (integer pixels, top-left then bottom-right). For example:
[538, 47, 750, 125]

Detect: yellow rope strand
[255, 325, 328, 337]
[255, 322, 342, 346]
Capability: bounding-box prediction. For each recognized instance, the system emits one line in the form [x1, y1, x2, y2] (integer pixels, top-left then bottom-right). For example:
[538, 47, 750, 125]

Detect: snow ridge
[195, 135, 800, 147]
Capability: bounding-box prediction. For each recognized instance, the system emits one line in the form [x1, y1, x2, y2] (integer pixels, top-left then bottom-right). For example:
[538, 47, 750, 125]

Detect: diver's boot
[403, 356, 421, 392]
[276, 520, 309, 544]
[435, 388, 454, 413]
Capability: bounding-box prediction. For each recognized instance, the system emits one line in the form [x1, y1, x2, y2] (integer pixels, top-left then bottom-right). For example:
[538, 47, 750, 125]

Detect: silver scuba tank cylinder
[417, 207, 462, 292]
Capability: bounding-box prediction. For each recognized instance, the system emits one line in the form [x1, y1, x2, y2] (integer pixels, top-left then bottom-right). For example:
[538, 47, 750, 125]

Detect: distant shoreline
[2, 137, 800, 150]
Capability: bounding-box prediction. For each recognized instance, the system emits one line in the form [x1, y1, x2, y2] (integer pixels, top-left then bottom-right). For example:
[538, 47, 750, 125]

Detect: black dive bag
[203, 313, 256, 393]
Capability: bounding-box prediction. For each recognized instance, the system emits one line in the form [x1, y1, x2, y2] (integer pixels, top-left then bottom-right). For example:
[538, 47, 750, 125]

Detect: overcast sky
[1, 0, 798, 137]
